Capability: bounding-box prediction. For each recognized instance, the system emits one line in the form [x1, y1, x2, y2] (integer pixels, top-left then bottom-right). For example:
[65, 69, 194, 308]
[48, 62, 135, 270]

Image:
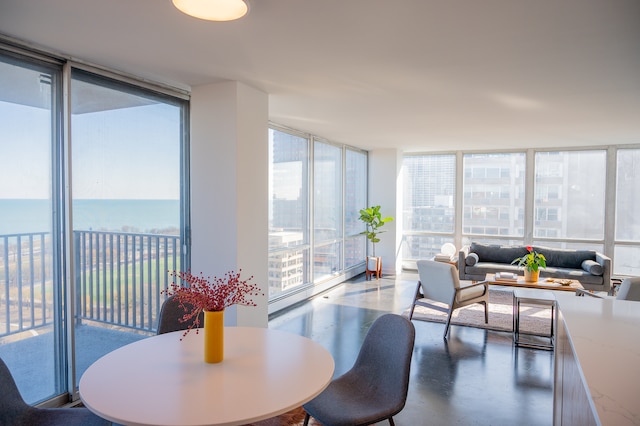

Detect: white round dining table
[79, 327, 335, 426]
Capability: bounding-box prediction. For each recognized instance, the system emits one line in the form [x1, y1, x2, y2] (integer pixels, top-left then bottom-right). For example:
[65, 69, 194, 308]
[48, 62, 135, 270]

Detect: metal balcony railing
[0, 231, 181, 338]
[0, 232, 50, 336]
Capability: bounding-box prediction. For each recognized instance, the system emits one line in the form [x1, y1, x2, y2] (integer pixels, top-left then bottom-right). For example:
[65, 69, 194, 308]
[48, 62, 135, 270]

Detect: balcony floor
[0, 323, 148, 404]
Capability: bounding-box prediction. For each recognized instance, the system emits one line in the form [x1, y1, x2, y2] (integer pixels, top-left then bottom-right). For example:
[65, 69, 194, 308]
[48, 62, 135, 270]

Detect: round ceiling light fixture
[172, 0, 249, 22]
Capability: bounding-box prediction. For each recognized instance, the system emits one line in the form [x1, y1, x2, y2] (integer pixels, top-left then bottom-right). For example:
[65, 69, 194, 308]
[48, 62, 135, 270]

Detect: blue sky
[0, 101, 180, 200]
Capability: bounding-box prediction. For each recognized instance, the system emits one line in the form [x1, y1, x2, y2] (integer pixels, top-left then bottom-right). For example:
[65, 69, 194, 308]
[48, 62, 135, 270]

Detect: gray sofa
[458, 242, 611, 293]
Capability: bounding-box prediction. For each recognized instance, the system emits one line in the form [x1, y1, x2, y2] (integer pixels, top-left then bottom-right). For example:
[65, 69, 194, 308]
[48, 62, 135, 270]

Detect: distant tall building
[268, 231, 305, 294]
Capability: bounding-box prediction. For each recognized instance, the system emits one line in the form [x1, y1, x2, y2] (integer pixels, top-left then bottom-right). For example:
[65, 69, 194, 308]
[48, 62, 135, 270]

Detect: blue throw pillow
[581, 260, 603, 276]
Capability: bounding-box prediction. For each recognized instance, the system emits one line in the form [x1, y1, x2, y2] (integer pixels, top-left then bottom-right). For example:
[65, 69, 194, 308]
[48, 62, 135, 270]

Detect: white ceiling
[1, 0, 639, 152]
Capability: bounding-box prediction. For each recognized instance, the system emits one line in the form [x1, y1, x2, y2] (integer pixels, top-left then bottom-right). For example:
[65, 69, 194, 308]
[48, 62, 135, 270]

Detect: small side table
[513, 289, 556, 350]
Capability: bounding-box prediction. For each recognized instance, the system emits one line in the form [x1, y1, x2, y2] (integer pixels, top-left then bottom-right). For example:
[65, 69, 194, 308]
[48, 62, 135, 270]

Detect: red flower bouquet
[162, 269, 262, 337]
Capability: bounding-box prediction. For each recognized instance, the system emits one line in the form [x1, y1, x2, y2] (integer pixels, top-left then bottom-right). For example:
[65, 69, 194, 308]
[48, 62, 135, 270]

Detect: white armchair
[576, 277, 640, 301]
[409, 259, 489, 338]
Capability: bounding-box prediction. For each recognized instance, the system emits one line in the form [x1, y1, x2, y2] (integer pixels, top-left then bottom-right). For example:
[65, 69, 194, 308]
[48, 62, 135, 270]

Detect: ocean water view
[0, 199, 180, 235]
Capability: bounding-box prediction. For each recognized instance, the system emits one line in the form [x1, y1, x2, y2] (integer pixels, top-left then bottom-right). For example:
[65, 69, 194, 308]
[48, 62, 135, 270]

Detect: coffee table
[484, 273, 583, 292]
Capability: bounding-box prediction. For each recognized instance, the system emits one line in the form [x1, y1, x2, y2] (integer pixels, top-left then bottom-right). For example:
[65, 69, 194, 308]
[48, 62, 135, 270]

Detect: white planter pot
[367, 256, 380, 271]
[366, 256, 382, 280]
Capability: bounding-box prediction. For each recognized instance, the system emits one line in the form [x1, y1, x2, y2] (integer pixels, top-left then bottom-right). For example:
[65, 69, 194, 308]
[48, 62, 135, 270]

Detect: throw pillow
[466, 253, 479, 266]
[582, 260, 603, 276]
[535, 246, 596, 269]
[470, 242, 528, 264]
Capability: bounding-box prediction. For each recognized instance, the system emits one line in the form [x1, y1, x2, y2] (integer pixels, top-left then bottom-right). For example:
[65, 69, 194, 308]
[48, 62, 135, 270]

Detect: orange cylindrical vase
[204, 310, 224, 363]
[524, 270, 540, 283]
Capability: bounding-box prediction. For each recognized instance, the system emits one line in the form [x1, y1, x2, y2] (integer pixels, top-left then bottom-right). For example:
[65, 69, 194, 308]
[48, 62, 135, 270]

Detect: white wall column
[190, 81, 268, 327]
[368, 149, 403, 275]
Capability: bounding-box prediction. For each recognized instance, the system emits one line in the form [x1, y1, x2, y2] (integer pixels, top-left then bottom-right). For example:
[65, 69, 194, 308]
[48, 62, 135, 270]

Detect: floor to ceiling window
[314, 140, 343, 282]
[0, 50, 63, 405]
[463, 152, 526, 243]
[70, 69, 188, 389]
[344, 148, 367, 269]
[403, 147, 640, 276]
[615, 148, 640, 274]
[402, 154, 456, 267]
[268, 128, 310, 298]
[533, 150, 606, 252]
[0, 44, 189, 405]
[268, 126, 367, 309]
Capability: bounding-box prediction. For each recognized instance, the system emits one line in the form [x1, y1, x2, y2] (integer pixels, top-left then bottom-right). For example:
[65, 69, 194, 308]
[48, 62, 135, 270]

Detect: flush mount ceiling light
[173, 0, 249, 21]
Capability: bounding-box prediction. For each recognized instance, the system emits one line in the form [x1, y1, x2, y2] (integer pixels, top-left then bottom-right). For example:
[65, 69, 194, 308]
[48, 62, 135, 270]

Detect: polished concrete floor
[269, 272, 554, 426]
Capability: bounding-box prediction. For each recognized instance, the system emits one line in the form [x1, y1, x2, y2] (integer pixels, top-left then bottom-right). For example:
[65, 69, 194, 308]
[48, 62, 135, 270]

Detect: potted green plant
[511, 246, 546, 282]
[359, 206, 394, 279]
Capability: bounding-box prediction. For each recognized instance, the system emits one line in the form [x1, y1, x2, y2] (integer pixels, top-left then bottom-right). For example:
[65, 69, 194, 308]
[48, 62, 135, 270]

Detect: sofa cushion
[464, 263, 605, 286]
[581, 259, 603, 276]
[533, 246, 596, 269]
[465, 253, 479, 266]
[469, 243, 529, 265]
[457, 282, 487, 302]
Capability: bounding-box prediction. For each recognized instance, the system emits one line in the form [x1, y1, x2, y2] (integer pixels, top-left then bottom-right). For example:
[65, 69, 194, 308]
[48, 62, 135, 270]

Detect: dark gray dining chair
[0, 357, 110, 426]
[156, 294, 204, 335]
[302, 314, 415, 426]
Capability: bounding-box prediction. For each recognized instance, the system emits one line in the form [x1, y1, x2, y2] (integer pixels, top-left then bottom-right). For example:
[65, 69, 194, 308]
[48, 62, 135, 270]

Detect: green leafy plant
[511, 246, 546, 272]
[359, 205, 394, 257]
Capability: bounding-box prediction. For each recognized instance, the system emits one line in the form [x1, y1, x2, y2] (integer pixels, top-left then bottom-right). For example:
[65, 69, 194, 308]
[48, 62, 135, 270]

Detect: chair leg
[444, 292, 457, 339]
[389, 417, 396, 426]
[444, 308, 454, 339]
[303, 413, 310, 426]
[483, 301, 489, 323]
[408, 282, 423, 320]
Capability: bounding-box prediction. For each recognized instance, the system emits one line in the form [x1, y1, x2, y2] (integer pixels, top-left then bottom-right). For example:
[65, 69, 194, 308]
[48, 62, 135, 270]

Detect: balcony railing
[0, 230, 181, 338]
[0, 232, 50, 336]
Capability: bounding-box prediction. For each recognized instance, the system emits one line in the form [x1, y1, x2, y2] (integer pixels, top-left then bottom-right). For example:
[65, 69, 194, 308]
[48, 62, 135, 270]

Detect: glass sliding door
[0, 53, 64, 404]
[70, 69, 187, 386]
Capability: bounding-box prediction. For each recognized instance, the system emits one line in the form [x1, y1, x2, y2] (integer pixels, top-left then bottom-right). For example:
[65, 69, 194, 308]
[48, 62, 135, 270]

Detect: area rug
[403, 289, 553, 335]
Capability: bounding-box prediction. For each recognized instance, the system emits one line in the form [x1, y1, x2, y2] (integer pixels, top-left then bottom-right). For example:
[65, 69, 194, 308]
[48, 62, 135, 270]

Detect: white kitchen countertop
[555, 293, 640, 426]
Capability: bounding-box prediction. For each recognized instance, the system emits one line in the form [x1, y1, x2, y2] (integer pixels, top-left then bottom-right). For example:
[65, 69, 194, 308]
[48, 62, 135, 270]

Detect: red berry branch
[161, 269, 263, 338]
